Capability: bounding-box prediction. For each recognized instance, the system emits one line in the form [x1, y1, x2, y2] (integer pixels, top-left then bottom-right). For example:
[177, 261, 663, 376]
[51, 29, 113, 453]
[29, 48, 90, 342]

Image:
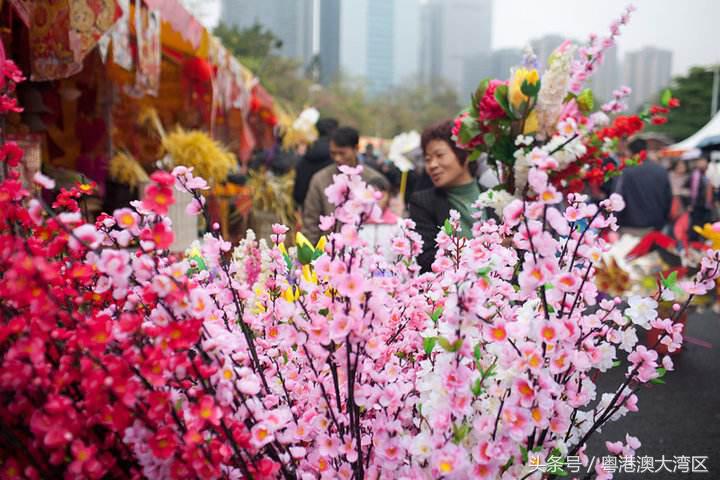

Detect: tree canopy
[648, 66, 720, 142]
[212, 21, 461, 138]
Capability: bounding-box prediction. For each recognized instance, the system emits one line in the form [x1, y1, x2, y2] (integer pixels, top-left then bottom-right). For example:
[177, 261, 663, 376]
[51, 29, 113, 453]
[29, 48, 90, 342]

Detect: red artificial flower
[1, 59, 25, 85]
[0, 142, 23, 167]
[149, 427, 178, 460]
[142, 183, 175, 215]
[250, 459, 282, 479]
[649, 105, 669, 115]
[477, 79, 507, 121]
[192, 394, 223, 427]
[75, 180, 97, 196]
[651, 115, 668, 125]
[668, 97, 680, 108]
[140, 221, 175, 249]
[150, 170, 176, 187]
[0, 94, 22, 113]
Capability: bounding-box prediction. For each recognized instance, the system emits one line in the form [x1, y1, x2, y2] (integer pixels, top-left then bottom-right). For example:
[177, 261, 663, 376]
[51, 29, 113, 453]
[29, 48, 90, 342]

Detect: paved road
[585, 311, 720, 479]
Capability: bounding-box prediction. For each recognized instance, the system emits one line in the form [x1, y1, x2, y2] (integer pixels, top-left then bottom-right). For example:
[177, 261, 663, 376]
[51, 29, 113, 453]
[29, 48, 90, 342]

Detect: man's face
[330, 141, 358, 167]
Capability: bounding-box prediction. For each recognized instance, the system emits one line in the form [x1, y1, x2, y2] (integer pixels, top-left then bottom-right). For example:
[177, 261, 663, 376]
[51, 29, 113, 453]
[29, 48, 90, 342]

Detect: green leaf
[459, 114, 481, 145]
[491, 135, 515, 164]
[443, 218, 453, 236]
[468, 149, 482, 162]
[474, 78, 490, 105]
[429, 306, 444, 325]
[612, 360, 621, 368]
[520, 446, 529, 463]
[473, 343, 482, 360]
[520, 78, 541, 97]
[452, 422, 471, 444]
[577, 88, 594, 113]
[650, 377, 666, 385]
[297, 244, 314, 265]
[423, 336, 437, 356]
[283, 253, 293, 271]
[660, 271, 678, 289]
[493, 84, 515, 119]
[660, 88, 672, 107]
[477, 266, 492, 277]
[501, 455, 515, 472]
[471, 378, 484, 396]
[438, 337, 463, 353]
[483, 132, 496, 147]
[656, 367, 667, 378]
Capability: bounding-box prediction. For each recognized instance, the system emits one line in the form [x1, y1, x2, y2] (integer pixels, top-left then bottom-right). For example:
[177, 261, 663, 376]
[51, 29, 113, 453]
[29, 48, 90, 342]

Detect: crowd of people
[269, 117, 719, 272]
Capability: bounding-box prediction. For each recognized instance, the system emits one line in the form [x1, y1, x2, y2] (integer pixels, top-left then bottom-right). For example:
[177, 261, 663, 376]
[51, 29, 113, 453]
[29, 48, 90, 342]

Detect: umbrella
[697, 134, 720, 149]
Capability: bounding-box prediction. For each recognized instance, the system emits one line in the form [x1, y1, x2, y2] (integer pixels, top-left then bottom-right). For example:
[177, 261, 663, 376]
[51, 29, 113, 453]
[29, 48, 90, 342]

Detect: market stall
[1, 0, 278, 247]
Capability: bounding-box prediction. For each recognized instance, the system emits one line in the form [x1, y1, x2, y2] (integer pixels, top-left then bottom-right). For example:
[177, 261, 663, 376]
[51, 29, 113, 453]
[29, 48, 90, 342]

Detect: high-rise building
[462, 48, 522, 98]
[530, 34, 566, 69]
[393, 0, 421, 86]
[221, 0, 315, 66]
[589, 45, 620, 103]
[421, 0, 493, 96]
[319, 0, 341, 85]
[531, 35, 621, 104]
[319, 0, 420, 93]
[623, 47, 673, 111]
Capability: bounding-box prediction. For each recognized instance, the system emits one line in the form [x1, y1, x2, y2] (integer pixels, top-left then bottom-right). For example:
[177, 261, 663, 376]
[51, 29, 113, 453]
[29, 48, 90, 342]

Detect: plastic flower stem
[492, 388, 510, 441]
[522, 198, 551, 321]
[548, 133, 579, 156]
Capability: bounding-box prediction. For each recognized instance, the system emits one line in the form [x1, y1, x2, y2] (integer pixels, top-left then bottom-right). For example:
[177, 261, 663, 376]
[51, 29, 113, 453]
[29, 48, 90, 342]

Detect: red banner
[68, 0, 121, 63]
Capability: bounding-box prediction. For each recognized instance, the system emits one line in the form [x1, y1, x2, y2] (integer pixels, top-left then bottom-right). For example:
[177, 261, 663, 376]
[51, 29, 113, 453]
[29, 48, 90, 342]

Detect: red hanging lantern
[182, 57, 213, 95]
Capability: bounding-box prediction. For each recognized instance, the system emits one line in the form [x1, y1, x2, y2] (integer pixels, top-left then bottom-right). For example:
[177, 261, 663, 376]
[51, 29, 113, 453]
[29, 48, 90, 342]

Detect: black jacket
[615, 161, 673, 230]
[408, 187, 451, 272]
[293, 137, 333, 207]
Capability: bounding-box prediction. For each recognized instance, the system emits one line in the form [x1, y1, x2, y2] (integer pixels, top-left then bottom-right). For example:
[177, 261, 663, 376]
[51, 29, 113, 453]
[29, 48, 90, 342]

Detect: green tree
[213, 21, 461, 137]
[648, 66, 720, 142]
[213, 22, 313, 113]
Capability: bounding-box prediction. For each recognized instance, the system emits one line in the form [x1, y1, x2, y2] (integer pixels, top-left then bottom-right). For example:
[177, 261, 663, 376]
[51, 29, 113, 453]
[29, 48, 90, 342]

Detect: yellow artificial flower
[282, 285, 300, 302]
[694, 223, 720, 250]
[509, 68, 540, 112]
[315, 235, 327, 253]
[279, 242, 288, 257]
[523, 110, 539, 134]
[302, 264, 318, 284]
[295, 232, 313, 249]
[296, 231, 327, 252]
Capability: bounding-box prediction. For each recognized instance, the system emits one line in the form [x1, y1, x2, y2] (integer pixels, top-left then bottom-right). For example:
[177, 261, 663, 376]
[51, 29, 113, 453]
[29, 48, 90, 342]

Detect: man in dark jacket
[614, 139, 673, 236]
[293, 118, 338, 208]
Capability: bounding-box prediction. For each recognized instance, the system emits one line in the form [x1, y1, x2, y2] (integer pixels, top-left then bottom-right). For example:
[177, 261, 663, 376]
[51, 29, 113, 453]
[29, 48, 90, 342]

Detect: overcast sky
[493, 0, 719, 74]
[197, 0, 719, 76]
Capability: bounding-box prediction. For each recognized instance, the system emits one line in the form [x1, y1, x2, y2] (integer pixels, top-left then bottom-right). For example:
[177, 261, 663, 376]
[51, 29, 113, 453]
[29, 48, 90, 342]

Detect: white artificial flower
[473, 189, 516, 218]
[623, 295, 658, 330]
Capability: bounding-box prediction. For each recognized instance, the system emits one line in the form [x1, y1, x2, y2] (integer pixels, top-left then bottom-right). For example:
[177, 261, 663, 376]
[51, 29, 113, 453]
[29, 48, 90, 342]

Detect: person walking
[614, 138, 673, 237]
[409, 120, 484, 272]
[685, 157, 715, 241]
[302, 126, 388, 244]
[292, 118, 338, 208]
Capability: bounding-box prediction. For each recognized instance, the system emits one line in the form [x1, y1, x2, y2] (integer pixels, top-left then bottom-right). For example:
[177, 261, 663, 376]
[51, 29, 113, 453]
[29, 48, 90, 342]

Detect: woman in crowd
[668, 159, 689, 222]
[409, 120, 482, 272]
